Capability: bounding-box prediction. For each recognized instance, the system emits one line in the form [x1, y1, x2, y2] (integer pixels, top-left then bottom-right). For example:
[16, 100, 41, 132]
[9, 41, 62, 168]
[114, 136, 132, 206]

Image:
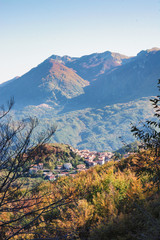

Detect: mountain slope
[92, 48, 160, 104]
[65, 48, 160, 109]
[0, 59, 89, 107]
[50, 51, 131, 82]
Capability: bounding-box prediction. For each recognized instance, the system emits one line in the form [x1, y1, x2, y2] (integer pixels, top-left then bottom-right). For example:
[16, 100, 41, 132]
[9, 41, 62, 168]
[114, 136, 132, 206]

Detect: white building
[63, 163, 72, 170]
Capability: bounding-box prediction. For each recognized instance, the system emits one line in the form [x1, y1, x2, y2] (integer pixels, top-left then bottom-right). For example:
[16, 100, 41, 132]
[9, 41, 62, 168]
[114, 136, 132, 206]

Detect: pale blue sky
[0, 0, 160, 83]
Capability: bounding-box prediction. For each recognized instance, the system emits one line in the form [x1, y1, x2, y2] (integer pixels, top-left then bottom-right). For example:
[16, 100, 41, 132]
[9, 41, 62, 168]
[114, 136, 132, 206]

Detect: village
[29, 147, 115, 181]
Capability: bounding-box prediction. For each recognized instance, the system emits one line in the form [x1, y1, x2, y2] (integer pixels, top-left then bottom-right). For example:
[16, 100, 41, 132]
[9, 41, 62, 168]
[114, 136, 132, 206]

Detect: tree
[131, 80, 160, 153]
[0, 99, 72, 239]
[131, 79, 160, 189]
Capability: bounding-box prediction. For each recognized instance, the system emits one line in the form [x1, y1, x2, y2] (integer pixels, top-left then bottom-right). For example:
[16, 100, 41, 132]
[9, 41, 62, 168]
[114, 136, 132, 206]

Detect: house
[32, 165, 38, 169]
[76, 164, 86, 169]
[99, 156, 105, 161]
[96, 159, 105, 165]
[29, 168, 38, 174]
[61, 172, 69, 175]
[37, 163, 43, 170]
[70, 174, 76, 178]
[63, 163, 72, 170]
[45, 174, 56, 181]
[91, 161, 97, 166]
[56, 165, 63, 170]
[106, 152, 114, 159]
[57, 173, 67, 178]
[85, 160, 97, 167]
[89, 155, 96, 161]
[43, 169, 52, 176]
[105, 156, 110, 162]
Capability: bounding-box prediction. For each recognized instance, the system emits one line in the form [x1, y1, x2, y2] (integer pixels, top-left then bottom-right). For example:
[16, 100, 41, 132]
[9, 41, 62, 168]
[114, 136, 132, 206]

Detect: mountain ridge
[0, 47, 160, 151]
[49, 50, 132, 82]
[0, 58, 89, 107]
[63, 48, 160, 110]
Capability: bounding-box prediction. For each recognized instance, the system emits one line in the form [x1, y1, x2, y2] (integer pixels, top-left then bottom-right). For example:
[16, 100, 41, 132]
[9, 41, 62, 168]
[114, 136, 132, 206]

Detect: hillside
[2, 148, 160, 239]
[0, 59, 88, 107]
[15, 96, 154, 151]
[65, 48, 160, 109]
[29, 143, 83, 170]
[89, 48, 160, 105]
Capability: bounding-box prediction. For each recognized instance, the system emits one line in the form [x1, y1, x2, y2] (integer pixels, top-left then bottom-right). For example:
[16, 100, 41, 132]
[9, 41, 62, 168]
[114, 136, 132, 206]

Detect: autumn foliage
[1, 150, 160, 239]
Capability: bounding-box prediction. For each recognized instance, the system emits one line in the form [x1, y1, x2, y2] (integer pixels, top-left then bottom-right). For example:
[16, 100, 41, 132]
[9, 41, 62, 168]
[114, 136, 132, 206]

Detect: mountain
[0, 47, 160, 151]
[64, 48, 160, 109]
[0, 76, 20, 88]
[50, 51, 131, 82]
[0, 59, 89, 107]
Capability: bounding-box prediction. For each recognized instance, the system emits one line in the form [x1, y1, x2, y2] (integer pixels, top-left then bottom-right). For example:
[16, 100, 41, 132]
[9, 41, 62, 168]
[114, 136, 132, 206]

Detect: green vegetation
[14, 96, 154, 151]
[114, 141, 140, 158]
[29, 142, 84, 170]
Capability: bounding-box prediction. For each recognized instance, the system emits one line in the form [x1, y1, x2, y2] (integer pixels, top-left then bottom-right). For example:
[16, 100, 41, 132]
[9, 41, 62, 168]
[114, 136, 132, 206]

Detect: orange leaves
[52, 199, 94, 238]
[93, 191, 117, 220]
[2, 150, 160, 239]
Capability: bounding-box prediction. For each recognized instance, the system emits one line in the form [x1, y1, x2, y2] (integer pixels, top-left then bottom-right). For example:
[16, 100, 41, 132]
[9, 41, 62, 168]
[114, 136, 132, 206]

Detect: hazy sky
[0, 0, 160, 84]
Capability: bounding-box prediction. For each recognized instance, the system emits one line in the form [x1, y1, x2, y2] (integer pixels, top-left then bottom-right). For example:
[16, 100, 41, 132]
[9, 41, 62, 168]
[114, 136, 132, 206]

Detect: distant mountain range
[0, 47, 160, 151]
[66, 47, 160, 109]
